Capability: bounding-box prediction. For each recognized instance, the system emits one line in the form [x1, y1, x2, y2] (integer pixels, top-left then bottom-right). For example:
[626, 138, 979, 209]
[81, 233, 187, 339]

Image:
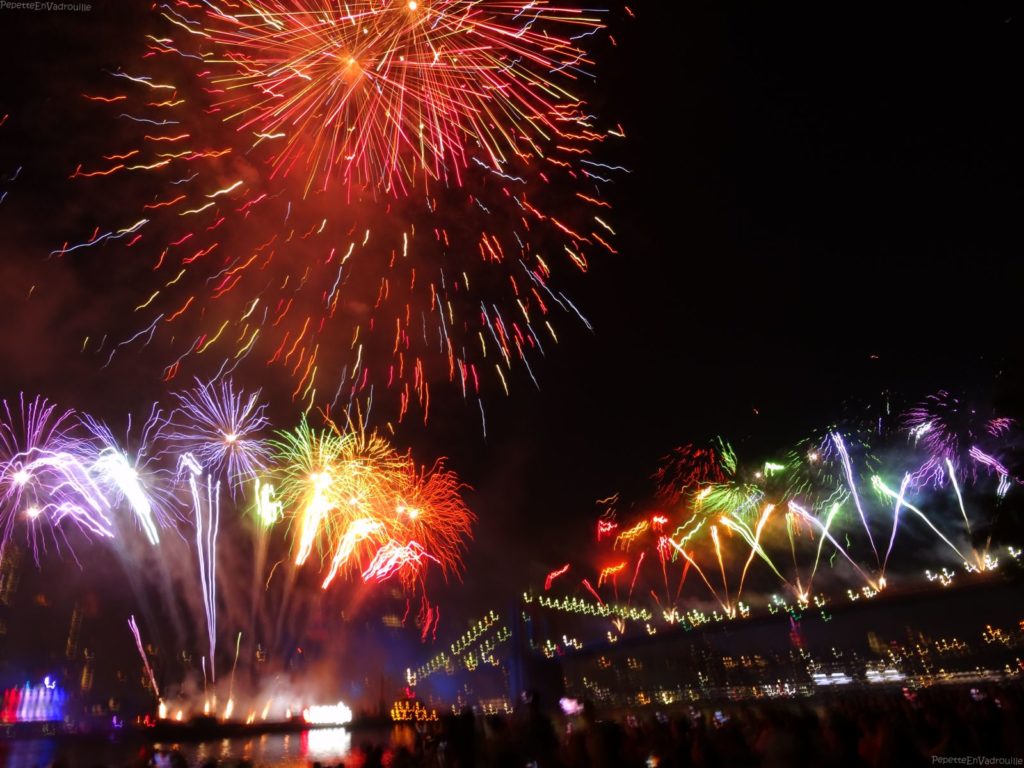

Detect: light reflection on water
[0, 726, 397, 768]
[169, 727, 352, 765]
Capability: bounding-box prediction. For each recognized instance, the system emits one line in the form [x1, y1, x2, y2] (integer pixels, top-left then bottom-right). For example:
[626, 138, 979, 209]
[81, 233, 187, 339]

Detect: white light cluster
[303, 701, 353, 725]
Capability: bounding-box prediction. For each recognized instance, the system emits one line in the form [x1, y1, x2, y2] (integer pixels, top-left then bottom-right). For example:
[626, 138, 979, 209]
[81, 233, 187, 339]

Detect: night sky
[0, 1, 1021, 648]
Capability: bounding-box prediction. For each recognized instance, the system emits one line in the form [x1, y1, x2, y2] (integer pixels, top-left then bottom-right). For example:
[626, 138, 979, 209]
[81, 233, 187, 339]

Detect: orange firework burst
[269, 417, 473, 590]
[62, 1, 624, 423]
[390, 460, 474, 580]
[202, 0, 608, 194]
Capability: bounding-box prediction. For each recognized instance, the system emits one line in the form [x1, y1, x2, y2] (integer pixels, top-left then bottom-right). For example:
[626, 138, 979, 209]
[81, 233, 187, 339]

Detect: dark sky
[0, 2, 1021, 631]
[438, 1, 1024, 595]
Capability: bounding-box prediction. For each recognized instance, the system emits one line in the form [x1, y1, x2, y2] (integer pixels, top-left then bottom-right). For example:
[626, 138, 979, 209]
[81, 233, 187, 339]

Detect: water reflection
[303, 728, 352, 759]
[0, 727, 365, 767]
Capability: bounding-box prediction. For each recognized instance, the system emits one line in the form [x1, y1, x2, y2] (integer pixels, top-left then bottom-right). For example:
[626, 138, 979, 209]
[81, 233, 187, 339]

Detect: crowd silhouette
[35, 684, 1024, 768]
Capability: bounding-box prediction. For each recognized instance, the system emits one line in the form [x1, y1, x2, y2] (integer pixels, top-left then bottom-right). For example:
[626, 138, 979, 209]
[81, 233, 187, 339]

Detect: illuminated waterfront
[0, 727, 362, 768]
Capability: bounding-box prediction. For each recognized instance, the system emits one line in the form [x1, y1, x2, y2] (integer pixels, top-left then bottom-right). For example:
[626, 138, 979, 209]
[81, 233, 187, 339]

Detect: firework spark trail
[808, 503, 842, 592]
[998, 474, 1011, 498]
[228, 631, 242, 717]
[881, 473, 910, 577]
[580, 578, 603, 605]
[781, 441, 851, 515]
[728, 504, 786, 599]
[871, 477, 968, 565]
[653, 442, 729, 505]
[321, 518, 385, 588]
[271, 418, 347, 566]
[784, 512, 803, 597]
[946, 458, 971, 532]
[614, 520, 648, 550]
[596, 519, 617, 541]
[247, 478, 276, 666]
[3, 452, 116, 542]
[307, 428, 399, 581]
[596, 562, 626, 604]
[656, 535, 671, 600]
[969, 447, 1013, 498]
[669, 513, 707, 551]
[694, 483, 765, 522]
[90, 448, 160, 544]
[389, 460, 475, 580]
[294, 470, 334, 567]
[709, 525, 730, 610]
[831, 433, 879, 564]
[904, 391, 1018, 490]
[128, 615, 160, 699]
[627, 550, 645, 603]
[361, 540, 437, 583]
[664, 537, 728, 613]
[252, 478, 282, 527]
[544, 563, 570, 591]
[180, 452, 219, 682]
[675, 553, 692, 605]
[787, 502, 877, 589]
[81, 410, 169, 545]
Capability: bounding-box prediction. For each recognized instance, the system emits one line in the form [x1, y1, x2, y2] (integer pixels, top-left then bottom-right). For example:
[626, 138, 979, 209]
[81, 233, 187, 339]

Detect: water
[0, 726, 402, 767]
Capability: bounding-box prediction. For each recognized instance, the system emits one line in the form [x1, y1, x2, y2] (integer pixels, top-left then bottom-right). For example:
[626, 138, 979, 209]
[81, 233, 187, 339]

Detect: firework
[781, 402, 889, 513]
[165, 378, 270, 490]
[969, 447, 1013, 498]
[128, 615, 160, 699]
[272, 418, 402, 574]
[726, 504, 785, 599]
[361, 540, 436, 584]
[63, 1, 623, 423]
[197, 1, 609, 193]
[81, 408, 171, 545]
[543, 390, 1020, 632]
[321, 517, 386, 588]
[0, 395, 116, 549]
[614, 520, 648, 550]
[272, 417, 349, 566]
[388, 459, 475, 581]
[871, 475, 969, 566]
[829, 432, 879, 565]
[544, 563, 570, 591]
[596, 561, 626, 589]
[252, 477, 283, 527]
[0, 389, 478, 721]
[903, 390, 1016, 488]
[694, 481, 765, 521]
[270, 417, 472, 590]
[179, 452, 221, 682]
[653, 440, 730, 505]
